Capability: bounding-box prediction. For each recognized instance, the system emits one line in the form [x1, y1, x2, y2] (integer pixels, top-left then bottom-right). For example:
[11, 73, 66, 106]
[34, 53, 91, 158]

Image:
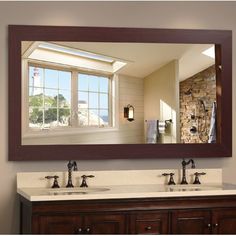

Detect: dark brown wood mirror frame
[8, 25, 232, 161]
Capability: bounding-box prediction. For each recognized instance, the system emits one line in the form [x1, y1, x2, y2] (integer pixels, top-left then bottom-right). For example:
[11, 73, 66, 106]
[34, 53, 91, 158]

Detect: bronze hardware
[180, 159, 195, 184]
[45, 175, 60, 188]
[75, 227, 82, 234]
[193, 172, 206, 184]
[80, 175, 95, 187]
[145, 226, 152, 230]
[207, 223, 212, 228]
[162, 173, 176, 185]
[66, 160, 78, 188]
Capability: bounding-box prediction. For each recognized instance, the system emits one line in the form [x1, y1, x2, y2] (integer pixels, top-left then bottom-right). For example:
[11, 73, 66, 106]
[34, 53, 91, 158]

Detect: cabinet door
[84, 213, 126, 234]
[38, 215, 82, 234]
[212, 208, 236, 234]
[171, 209, 211, 234]
[130, 211, 169, 234]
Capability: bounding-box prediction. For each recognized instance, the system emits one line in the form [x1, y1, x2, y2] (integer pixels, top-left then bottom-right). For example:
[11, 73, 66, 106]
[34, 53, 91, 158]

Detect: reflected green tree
[29, 94, 70, 125]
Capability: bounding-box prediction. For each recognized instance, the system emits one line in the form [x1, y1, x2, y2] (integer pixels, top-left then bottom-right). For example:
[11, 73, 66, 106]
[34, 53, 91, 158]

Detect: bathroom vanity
[20, 194, 236, 234]
[18, 169, 236, 234]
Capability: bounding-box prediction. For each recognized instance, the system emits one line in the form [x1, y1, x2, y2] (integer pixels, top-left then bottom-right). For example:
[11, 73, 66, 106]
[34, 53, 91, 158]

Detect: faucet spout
[66, 160, 78, 188]
[180, 159, 195, 185]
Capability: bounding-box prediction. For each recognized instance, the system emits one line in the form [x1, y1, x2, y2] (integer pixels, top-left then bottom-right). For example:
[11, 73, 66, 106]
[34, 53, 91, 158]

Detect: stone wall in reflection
[179, 65, 216, 143]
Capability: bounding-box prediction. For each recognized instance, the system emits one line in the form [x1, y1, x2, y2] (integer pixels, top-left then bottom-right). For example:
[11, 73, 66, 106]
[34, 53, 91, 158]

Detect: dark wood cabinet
[37, 213, 125, 234]
[130, 211, 169, 234]
[212, 209, 236, 234]
[171, 208, 236, 234]
[171, 209, 211, 234]
[84, 214, 126, 234]
[37, 215, 81, 234]
[20, 195, 236, 234]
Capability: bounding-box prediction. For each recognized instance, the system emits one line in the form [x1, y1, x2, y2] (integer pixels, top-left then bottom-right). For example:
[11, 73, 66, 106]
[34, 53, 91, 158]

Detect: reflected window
[78, 73, 110, 127]
[28, 66, 111, 131]
[23, 42, 118, 135]
[29, 66, 71, 129]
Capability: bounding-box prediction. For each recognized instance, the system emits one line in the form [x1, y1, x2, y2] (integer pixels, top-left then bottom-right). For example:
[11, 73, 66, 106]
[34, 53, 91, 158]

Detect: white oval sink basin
[47, 187, 110, 195]
[167, 184, 222, 192]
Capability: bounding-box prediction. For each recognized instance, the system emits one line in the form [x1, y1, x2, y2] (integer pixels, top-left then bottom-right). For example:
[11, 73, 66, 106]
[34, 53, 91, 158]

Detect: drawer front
[135, 219, 164, 234]
[130, 212, 169, 234]
[171, 209, 211, 234]
[84, 213, 126, 234]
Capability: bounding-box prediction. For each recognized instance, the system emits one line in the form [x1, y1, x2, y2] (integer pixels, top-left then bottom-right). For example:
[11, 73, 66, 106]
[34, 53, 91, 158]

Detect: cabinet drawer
[130, 212, 168, 234]
[171, 209, 211, 234]
[84, 213, 126, 234]
[135, 219, 163, 234]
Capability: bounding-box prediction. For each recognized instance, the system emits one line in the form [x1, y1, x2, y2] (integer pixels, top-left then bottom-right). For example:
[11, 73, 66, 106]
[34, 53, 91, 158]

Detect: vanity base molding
[20, 195, 236, 234]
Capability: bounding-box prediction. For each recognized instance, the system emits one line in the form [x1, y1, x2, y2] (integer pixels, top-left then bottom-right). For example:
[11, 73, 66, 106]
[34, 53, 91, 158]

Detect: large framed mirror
[8, 25, 232, 160]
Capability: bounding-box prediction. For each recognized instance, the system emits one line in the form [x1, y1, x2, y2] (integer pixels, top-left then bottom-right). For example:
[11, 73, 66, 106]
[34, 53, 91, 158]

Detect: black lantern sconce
[124, 104, 134, 122]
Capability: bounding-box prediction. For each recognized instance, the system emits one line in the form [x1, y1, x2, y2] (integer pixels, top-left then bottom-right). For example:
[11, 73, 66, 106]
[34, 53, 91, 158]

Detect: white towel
[158, 121, 166, 134]
[146, 120, 158, 143]
[208, 102, 217, 143]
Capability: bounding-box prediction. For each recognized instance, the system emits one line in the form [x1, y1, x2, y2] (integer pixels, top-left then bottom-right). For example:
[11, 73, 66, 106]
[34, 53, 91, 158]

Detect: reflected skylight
[25, 41, 127, 74]
[202, 46, 215, 59]
[38, 42, 114, 63]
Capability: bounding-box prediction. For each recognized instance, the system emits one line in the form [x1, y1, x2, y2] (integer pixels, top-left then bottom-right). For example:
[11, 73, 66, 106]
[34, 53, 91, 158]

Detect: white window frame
[22, 60, 118, 138]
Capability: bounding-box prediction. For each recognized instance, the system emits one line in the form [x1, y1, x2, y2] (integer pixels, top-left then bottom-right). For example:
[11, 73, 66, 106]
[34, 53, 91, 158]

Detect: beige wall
[0, 1, 235, 233]
[144, 60, 179, 143]
[118, 74, 144, 143]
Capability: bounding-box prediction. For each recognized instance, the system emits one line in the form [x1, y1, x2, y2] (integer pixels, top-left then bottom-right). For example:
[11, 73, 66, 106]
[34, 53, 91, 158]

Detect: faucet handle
[162, 173, 176, 185]
[45, 175, 60, 188]
[80, 175, 95, 188]
[193, 172, 206, 184]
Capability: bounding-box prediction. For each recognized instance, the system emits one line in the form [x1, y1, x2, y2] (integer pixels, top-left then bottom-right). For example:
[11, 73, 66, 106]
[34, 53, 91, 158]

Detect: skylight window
[202, 46, 215, 59]
[38, 42, 115, 63]
[25, 41, 127, 74]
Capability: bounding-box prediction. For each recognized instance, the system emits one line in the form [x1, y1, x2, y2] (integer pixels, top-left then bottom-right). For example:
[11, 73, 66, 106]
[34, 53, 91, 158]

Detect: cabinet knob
[213, 223, 219, 227]
[86, 227, 91, 233]
[207, 223, 211, 228]
[145, 226, 152, 231]
[75, 228, 82, 234]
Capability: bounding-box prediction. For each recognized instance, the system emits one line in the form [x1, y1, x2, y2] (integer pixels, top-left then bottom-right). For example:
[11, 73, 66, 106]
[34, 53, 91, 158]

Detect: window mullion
[88, 92, 90, 127]
[71, 71, 78, 127]
[42, 68, 45, 127]
[98, 78, 100, 127]
[57, 70, 59, 126]
[109, 76, 112, 127]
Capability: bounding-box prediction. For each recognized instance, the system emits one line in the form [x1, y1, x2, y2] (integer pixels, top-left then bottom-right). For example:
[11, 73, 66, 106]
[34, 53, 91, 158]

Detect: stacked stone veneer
[179, 65, 216, 143]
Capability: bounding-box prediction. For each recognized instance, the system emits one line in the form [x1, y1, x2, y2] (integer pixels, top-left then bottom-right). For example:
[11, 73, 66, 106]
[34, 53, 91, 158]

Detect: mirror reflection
[21, 41, 216, 145]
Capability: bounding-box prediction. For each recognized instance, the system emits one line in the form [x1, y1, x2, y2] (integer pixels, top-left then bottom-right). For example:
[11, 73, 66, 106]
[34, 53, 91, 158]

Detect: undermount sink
[47, 187, 110, 195]
[167, 184, 222, 192]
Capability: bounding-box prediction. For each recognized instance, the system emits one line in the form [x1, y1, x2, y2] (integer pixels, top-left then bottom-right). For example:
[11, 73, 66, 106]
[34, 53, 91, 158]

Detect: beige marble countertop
[17, 183, 236, 202]
[17, 169, 236, 202]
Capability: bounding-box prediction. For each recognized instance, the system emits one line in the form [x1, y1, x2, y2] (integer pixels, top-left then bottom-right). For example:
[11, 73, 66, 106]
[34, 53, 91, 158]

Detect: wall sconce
[124, 104, 134, 122]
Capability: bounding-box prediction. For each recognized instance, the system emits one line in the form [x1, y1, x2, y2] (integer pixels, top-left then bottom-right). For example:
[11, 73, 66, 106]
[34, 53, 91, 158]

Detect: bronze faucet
[80, 175, 95, 187]
[66, 160, 78, 188]
[45, 175, 60, 188]
[181, 159, 195, 184]
[162, 173, 176, 185]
